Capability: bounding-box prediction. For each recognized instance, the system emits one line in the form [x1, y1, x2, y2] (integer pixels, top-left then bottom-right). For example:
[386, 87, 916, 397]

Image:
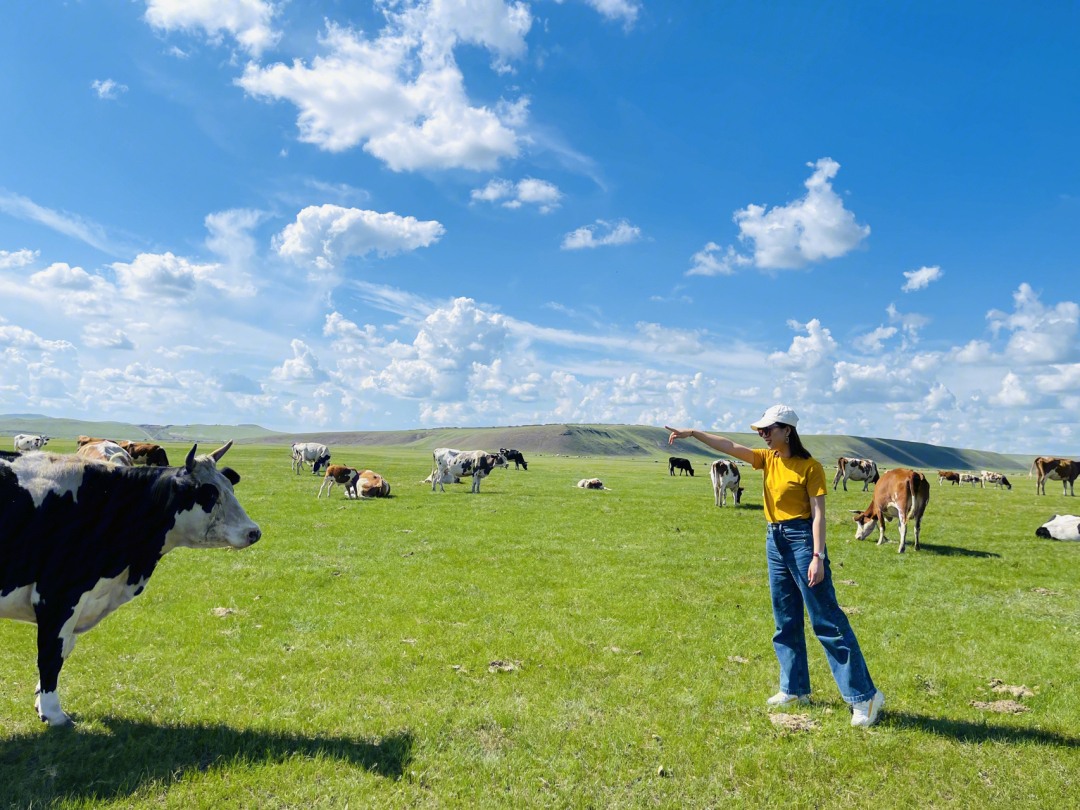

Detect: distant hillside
[0, 414, 279, 443]
[242, 423, 1038, 472]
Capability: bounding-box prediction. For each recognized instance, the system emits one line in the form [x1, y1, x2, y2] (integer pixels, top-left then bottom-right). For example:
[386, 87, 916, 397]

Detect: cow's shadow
[0, 716, 413, 805]
[885, 711, 1079, 748]
[916, 543, 1001, 559]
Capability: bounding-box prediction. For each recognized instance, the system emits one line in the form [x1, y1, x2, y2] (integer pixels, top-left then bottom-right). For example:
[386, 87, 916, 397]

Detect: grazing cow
[292, 443, 331, 475]
[498, 448, 528, 470]
[980, 471, 1012, 490]
[669, 457, 694, 476]
[356, 470, 391, 498]
[118, 441, 170, 467]
[1036, 515, 1080, 541]
[849, 468, 930, 553]
[710, 459, 744, 507]
[0, 441, 259, 725]
[832, 457, 880, 492]
[576, 478, 609, 490]
[13, 435, 49, 452]
[431, 448, 507, 493]
[77, 441, 134, 467]
[1030, 457, 1080, 496]
[938, 471, 960, 486]
[959, 473, 983, 488]
[317, 465, 361, 499]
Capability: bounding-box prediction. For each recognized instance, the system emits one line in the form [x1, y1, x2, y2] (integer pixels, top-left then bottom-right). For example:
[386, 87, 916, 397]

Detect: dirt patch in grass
[769, 713, 818, 732]
[727, 655, 749, 664]
[970, 699, 1030, 714]
[488, 660, 519, 673]
[989, 679, 1035, 698]
[1031, 587, 1061, 596]
[210, 607, 238, 618]
[841, 606, 861, 615]
[837, 579, 859, 587]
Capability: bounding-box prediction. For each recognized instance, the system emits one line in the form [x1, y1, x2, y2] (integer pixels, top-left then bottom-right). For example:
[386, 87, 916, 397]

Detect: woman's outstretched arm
[664, 427, 755, 465]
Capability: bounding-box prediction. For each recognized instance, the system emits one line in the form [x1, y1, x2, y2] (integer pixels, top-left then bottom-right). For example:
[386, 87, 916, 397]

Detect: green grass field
[1, 441, 1078, 808]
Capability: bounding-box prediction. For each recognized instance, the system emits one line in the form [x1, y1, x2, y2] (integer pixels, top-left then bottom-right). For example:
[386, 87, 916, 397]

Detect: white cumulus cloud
[0, 249, 38, 269]
[580, 0, 642, 26]
[271, 339, 329, 383]
[733, 158, 869, 271]
[852, 325, 898, 353]
[561, 219, 641, 250]
[887, 303, 931, 338]
[273, 204, 444, 273]
[92, 79, 128, 100]
[472, 177, 563, 212]
[238, 6, 530, 170]
[902, 265, 942, 292]
[990, 371, 1031, 407]
[111, 252, 225, 303]
[83, 324, 135, 350]
[686, 242, 751, 276]
[768, 319, 837, 370]
[143, 0, 281, 56]
[988, 283, 1079, 365]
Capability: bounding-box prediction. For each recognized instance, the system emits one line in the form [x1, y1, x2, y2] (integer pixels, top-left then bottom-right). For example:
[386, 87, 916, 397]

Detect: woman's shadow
[0, 717, 414, 805]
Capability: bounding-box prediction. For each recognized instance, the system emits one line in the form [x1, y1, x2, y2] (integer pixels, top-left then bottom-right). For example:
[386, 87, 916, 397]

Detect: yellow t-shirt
[752, 449, 827, 523]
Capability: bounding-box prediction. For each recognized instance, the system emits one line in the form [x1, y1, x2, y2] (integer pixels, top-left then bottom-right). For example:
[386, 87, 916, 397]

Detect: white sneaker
[850, 690, 885, 727]
[767, 691, 810, 707]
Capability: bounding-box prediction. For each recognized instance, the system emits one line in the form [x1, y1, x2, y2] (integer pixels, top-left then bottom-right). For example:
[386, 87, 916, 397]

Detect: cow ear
[210, 440, 233, 462]
[848, 509, 862, 515]
[221, 467, 241, 486]
[185, 444, 198, 473]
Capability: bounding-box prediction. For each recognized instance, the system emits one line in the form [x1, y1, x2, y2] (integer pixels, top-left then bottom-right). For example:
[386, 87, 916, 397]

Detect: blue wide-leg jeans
[766, 518, 876, 704]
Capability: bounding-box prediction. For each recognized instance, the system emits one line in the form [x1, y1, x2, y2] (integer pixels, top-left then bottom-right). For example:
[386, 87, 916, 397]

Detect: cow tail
[1029, 457, 1038, 478]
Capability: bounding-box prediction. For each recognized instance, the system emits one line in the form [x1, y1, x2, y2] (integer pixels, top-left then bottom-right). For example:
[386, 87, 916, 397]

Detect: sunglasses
[757, 423, 784, 437]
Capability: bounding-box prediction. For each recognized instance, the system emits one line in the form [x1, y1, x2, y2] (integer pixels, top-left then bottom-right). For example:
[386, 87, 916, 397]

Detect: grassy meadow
[1, 440, 1079, 808]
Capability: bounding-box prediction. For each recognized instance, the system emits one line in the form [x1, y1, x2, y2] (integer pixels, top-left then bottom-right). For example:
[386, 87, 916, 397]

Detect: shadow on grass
[917, 543, 1001, 558]
[886, 711, 1079, 747]
[0, 716, 413, 805]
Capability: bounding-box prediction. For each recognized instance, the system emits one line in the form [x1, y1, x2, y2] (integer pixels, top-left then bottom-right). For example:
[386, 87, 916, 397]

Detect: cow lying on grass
[118, 441, 170, 467]
[1036, 515, 1080, 541]
[576, 478, 610, 490]
[0, 441, 260, 726]
[77, 440, 134, 466]
[850, 468, 930, 553]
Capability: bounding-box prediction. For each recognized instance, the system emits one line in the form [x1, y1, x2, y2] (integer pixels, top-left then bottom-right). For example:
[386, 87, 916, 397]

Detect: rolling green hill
[1, 415, 1040, 471]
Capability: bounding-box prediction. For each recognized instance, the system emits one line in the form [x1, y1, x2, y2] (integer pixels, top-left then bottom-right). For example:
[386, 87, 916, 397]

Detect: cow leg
[897, 517, 907, 554]
[862, 479, 869, 492]
[832, 468, 842, 491]
[472, 473, 480, 493]
[843, 475, 848, 492]
[913, 513, 922, 551]
[876, 521, 887, 546]
[317, 477, 329, 498]
[34, 602, 83, 726]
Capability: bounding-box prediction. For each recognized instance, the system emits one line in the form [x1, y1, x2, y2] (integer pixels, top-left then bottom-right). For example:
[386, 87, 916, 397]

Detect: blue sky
[1, 1, 1078, 453]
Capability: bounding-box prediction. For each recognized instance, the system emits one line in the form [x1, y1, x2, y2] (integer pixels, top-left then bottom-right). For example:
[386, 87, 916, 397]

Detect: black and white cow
[710, 459, 744, 507]
[431, 448, 508, 493]
[291, 442, 331, 475]
[498, 448, 528, 470]
[0, 442, 260, 726]
[13, 434, 49, 452]
[669, 457, 694, 476]
[1036, 515, 1080, 541]
[832, 457, 880, 492]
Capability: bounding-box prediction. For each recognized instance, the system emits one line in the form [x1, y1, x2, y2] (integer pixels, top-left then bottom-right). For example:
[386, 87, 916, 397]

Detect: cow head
[39, 436, 50, 447]
[849, 509, 878, 541]
[1000, 476, 1011, 489]
[313, 454, 331, 475]
[735, 486, 744, 504]
[492, 453, 509, 469]
[169, 441, 261, 550]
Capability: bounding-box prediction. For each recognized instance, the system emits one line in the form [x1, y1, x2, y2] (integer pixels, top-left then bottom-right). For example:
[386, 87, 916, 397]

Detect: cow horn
[185, 444, 198, 472]
[210, 440, 234, 462]
[848, 509, 862, 514]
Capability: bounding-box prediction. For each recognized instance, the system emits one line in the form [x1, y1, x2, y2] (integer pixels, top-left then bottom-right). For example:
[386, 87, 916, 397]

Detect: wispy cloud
[92, 79, 128, 100]
[0, 190, 130, 257]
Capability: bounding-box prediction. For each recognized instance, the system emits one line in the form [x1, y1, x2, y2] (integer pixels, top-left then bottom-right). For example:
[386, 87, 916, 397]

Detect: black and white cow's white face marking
[164, 445, 260, 551]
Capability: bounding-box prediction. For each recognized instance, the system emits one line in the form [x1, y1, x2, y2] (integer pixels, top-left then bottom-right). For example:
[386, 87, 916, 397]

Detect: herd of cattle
[1, 433, 1079, 727]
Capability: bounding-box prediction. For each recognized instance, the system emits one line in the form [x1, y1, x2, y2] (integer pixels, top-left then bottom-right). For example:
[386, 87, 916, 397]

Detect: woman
[666, 404, 884, 727]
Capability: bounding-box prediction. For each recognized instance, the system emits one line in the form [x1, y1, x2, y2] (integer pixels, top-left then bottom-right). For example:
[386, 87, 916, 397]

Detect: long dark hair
[785, 425, 812, 459]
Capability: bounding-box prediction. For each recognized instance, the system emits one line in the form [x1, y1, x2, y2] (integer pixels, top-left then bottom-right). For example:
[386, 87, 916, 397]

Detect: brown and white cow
[832, 457, 880, 492]
[118, 441, 170, 467]
[1030, 457, 1080, 496]
[938, 470, 960, 486]
[980, 471, 1012, 490]
[317, 465, 361, 499]
[850, 468, 930, 553]
[76, 441, 134, 467]
[356, 470, 391, 498]
[710, 459, 743, 507]
[576, 478, 610, 490]
[959, 473, 983, 488]
[76, 435, 114, 448]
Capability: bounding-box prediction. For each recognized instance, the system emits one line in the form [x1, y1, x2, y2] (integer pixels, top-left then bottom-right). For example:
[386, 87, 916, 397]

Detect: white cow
[1036, 515, 1080, 541]
[959, 473, 983, 488]
[710, 459, 744, 507]
[13, 434, 49, 451]
[980, 471, 1012, 490]
[431, 448, 507, 493]
[291, 442, 331, 475]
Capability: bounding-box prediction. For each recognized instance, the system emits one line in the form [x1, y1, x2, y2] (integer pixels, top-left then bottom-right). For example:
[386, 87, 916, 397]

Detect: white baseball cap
[750, 404, 799, 430]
